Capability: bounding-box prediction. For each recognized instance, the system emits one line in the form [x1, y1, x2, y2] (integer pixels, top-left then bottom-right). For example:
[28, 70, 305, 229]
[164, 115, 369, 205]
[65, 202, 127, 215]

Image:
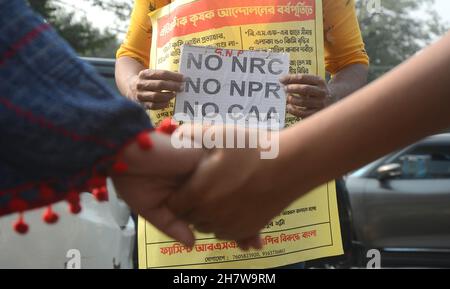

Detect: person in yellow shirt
[115, 0, 369, 269]
[115, 0, 369, 118]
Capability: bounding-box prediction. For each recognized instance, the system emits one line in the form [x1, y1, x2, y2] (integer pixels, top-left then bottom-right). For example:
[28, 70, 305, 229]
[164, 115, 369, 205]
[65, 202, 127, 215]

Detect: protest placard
[174, 45, 289, 129]
[138, 0, 344, 269]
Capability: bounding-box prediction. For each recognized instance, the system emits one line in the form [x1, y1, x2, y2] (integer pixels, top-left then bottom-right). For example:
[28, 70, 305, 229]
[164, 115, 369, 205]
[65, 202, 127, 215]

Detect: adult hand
[112, 131, 203, 247]
[168, 125, 299, 247]
[127, 69, 184, 110]
[281, 74, 333, 118]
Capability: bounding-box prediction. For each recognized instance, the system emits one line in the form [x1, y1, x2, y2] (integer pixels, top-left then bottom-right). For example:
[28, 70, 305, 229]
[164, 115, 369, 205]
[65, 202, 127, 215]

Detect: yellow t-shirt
[116, 0, 369, 75]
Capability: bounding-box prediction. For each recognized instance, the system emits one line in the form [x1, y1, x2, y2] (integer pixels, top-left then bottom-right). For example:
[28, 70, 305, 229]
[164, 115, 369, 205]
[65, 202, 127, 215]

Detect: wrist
[274, 128, 318, 201]
[121, 131, 170, 175]
[121, 130, 204, 177]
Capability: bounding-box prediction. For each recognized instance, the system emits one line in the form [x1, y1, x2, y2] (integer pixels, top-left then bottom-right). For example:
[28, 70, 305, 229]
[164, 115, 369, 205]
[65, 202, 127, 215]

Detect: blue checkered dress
[0, 0, 152, 216]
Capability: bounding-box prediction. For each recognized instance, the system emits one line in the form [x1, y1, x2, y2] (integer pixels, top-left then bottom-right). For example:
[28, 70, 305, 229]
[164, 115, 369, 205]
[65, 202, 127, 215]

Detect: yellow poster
[138, 0, 343, 269]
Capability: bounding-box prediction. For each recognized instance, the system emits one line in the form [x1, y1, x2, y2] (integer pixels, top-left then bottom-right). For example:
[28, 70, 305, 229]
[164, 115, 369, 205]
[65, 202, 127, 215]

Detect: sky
[71, 0, 450, 41]
[416, 0, 450, 24]
[431, 0, 450, 22]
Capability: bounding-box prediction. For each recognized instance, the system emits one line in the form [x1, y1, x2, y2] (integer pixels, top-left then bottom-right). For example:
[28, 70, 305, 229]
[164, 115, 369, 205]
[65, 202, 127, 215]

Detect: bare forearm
[115, 56, 146, 101]
[280, 33, 450, 197]
[328, 63, 368, 101]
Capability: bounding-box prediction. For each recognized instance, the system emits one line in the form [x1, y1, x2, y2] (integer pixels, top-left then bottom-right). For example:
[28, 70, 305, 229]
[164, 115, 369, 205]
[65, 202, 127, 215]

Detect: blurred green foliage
[356, 0, 448, 81]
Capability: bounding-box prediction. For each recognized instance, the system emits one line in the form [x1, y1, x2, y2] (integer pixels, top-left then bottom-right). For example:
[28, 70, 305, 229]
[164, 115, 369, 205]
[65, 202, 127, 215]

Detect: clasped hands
[113, 125, 298, 250]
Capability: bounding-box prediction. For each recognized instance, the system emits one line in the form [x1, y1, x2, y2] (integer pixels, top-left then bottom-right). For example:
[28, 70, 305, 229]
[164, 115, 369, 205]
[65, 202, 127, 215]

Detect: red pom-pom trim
[66, 191, 82, 214]
[66, 191, 80, 204]
[13, 213, 29, 235]
[43, 206, 59, 224]
[137, 132, 154, 150]
[156, 118, 178, 135]
[69, 203, 82, 214]
[88, 175, 106, 189]
[93, 186, 108, 202]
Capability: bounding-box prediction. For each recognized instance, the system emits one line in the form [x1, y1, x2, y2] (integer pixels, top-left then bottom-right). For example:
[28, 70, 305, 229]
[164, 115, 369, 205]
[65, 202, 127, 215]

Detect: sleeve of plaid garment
[0, 0, 153, 217]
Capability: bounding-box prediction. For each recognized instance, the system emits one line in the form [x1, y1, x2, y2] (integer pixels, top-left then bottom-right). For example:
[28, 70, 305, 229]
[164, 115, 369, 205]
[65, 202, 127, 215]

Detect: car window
[391, 144, 450, 179]
[100, 74, 120, 94]
[84, 58, 120, 94]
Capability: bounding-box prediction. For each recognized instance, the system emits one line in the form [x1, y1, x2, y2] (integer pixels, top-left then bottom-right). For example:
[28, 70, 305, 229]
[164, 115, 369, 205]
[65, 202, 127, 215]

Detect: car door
[360, 141, 450, 249]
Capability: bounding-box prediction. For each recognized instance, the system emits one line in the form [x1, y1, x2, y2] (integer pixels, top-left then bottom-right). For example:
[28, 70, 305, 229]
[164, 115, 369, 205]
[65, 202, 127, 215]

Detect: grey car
[345, 133, 450, 267]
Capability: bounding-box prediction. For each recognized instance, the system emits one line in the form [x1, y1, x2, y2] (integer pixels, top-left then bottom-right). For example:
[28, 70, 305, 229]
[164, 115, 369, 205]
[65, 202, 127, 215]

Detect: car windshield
[392, 144, 450, 179]
[351, 137, 450, 179]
